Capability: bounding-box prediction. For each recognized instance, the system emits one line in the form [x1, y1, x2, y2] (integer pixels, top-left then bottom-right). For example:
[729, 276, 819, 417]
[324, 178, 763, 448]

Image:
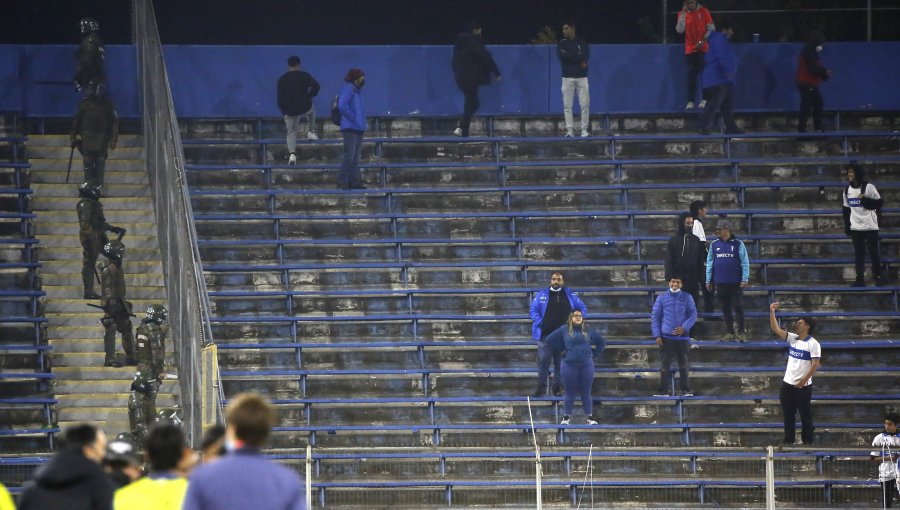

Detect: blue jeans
[561, 359, 595, 416]
[536, 341, 562, 394]
[339, 129, 364, 188]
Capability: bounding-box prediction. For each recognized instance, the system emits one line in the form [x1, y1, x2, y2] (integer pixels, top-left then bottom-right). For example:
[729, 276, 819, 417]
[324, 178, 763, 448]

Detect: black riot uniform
[129, 305, 168, 445]
[71, 82, 118, 188]
[98, 239, 134, 367]
[76, 183, 124, 299]
[74, 18, 105, 92]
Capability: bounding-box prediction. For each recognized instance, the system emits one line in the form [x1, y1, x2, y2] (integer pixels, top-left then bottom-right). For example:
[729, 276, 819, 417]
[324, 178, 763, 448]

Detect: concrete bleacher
[181, 111, 898, 507]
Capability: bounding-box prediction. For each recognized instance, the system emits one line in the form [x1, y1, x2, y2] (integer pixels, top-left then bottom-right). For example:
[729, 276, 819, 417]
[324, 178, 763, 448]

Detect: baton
[65, 145, 75, 184]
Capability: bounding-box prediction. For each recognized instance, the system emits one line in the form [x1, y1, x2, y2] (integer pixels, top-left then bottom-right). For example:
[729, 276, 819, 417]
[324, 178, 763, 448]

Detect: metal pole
[867, 0, 872, 41]
[662, 0, 668, 44]
[765, 445, 775, 510]
[306, 444, 313, 510]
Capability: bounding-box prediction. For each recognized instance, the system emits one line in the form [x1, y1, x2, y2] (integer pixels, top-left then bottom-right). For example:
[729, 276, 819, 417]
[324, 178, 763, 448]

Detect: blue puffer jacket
[338, 82, 366, 132]
[651, 290, 697, 341]
[529, 287, 587, 340]
[702, 31, 736, 89]
[544, 324, 605, 364]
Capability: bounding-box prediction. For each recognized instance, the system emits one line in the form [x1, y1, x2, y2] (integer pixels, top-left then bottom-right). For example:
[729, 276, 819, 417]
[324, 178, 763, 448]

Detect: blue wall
[2, 42, 899, 118]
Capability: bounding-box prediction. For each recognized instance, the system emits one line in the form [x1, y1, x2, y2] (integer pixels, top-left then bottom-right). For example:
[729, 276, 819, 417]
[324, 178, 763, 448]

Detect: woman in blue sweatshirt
[543, 311, 605, 425]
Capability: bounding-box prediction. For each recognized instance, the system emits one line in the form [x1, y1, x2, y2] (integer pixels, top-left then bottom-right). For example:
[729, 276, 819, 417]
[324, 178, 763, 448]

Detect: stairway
[27, 134, 178, 437]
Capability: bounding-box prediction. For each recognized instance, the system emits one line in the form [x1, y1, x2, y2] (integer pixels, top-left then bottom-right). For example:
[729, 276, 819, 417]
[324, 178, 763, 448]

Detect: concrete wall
[2, 42, 900, 118]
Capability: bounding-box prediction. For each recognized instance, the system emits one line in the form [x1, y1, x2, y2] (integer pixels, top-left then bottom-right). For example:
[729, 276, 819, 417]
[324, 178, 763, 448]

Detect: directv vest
[710, 238, 743, 284]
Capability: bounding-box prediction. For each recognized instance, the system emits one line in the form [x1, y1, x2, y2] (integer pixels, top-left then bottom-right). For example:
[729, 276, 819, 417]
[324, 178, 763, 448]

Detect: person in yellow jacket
[0, 482, 15, 510]
[114, 425, 194, 510]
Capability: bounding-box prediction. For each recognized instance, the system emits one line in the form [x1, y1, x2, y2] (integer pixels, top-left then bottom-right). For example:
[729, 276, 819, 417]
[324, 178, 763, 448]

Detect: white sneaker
[698, 100, 708, 109]
[307, 132, 318, 141]
[580, 130, 590, 137]
[564, 131, 574, 138]
[288, 153, 296, 165]
[586, 416, 599, 425]
[560, 415, 570, 425]
[685, 101, 695, 110]
[452, 127, 463, 137]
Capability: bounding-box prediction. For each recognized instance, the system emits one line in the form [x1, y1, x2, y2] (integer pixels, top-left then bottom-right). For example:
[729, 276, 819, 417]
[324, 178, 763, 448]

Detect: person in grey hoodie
[557, 21, 591, 137]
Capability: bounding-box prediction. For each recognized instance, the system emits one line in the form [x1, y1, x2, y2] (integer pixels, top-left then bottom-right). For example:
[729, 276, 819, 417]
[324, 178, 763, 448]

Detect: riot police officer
[74, 17, 105, 93]
[129, 305, 168, 443]
[98, 238, 135, 367]
[76, 182, 125, 299]
[71, 80, 118, 188]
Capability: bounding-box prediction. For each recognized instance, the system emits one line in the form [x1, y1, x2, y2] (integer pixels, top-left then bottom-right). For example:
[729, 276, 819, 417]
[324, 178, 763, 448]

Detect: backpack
[330, 94, 341, 126]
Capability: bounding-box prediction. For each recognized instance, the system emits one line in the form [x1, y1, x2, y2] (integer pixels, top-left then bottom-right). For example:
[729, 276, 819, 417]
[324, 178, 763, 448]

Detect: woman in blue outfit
[543, 311, 605, 425]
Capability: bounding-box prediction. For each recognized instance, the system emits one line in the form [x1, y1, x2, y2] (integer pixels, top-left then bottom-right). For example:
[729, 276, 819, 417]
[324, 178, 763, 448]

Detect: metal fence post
[766, 445, 775, 510]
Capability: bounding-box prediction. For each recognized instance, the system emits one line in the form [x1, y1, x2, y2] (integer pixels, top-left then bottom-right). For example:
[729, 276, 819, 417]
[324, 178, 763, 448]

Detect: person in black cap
[336, 68, 367, 190]
[705, 220, 750, 342]
[451, 21, 501, 137]
[104, 432, 143, 489]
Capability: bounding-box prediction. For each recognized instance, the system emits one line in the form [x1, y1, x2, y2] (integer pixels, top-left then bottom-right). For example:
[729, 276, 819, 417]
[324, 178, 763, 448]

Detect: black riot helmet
[78, 182, 102, 200]
[145, 304, 168, 324]
[80, 18, 100, 35]
[102, 238, 125, 261]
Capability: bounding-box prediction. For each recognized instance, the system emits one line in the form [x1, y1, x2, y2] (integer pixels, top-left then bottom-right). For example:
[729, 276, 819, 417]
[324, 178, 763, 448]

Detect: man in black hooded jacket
[842, 164, 885, 286]
[451, 21, 501, 137]
[18, 424, 114, 510]
[665, 212, 705, 307]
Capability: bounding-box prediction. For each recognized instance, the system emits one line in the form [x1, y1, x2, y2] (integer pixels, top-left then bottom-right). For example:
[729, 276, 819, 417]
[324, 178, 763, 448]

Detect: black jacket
[71, 96, 118, 155]
[557, 36, 590, 78]
[452, 32, 500, 89]
[665, 214, 705, 283]
[277, 70, 320, 116]
[18, 447, 114, 510]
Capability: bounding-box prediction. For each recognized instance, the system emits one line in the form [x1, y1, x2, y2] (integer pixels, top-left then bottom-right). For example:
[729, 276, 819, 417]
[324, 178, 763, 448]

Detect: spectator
[71, 80, 118, 188]
[104, 433, 142, 489]
[74, 17, 105, 93]
[689, 200, 714, 314]
[543, 311, 605, 425]
[557, 21, 590, 137]
[451, 21, 501, 137]
[336, 68, 367, 190]
[0, 482, 14, 510]
[529, 272, 588, 397]
[675, 0, 714, 110]
[665, 213, 704, 306]
[697, 24, 743, 135]
[871, 412, 900, 508]
[706, 221, 749, 342]
[182, 393, 305, 510]
[18, 424, 115, 510]
[842, 164, 885, 287]
[652, 276, 698, 397]
[768, 302, 820, 445]
[795, 31, 831, 133]
[113, 424, 193, 510]
[277, 55, 320, 165]
[199, 425, 226, 463]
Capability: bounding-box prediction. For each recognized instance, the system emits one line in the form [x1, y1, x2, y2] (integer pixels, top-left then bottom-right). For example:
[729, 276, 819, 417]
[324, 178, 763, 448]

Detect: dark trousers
[82, 153, 106, 187]
[560, 359, 595, 416]
[103, 311, 135, 362]
[797, 84, 824, 132]
[80, 235, 102, 294]
[536, 340, 562, 394]
[685, 52, 706, 103]
[882, 480, 898, 508]
[658, 339, 691, 393]
[851, 230, 882, 280]
[779, 381, 814, 444]
[715, 283, 745, 334]
[338, 129, 364, 188]
[698, 83, 739, 132]
[458, 83, 481, 137]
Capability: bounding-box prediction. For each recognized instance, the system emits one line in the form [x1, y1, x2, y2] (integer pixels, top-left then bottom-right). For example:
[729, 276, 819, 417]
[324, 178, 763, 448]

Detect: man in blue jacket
[529, 272, 587, 397]
[652, 276, 698, 396]
[337, 68, 366, 190]
[706, 221, 750, 342]
[697, 24, 743, 135]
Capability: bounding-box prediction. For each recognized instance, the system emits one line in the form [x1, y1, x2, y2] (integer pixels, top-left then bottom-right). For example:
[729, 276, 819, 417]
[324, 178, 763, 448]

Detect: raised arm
[769, 301, 787, 340]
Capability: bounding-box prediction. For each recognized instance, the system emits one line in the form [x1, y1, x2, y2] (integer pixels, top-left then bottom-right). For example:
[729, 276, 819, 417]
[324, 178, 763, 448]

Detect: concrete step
[29, 134, 143, 148]
[49, 337, 175, 354]
[34, 233, 159, 250]
[58, 406, 131, 422]
[53, 378, 179, 395]
[36, 246, 160, 262]
[28, 145, 144, 160]
[44, 298, 164, 314]
[52, 365, 141, 381]
[32, 196, 154, 212]
[43, 286, 165, 301]
[38, 259, 162, 274]
[49, 322, 181, 340]
[57, 392, 179, 408]
[33, 222, 157, 237]
[28, 158, 147, 175]
[58, 419, 132, 438]
[32, 182, 150, 198]
[42, 272, 164, 287]
[46, 313, 140, 329]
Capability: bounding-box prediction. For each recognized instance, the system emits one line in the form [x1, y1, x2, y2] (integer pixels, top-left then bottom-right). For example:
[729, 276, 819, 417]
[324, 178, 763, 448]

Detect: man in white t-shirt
[769, 301, 821, 445]
[871, 412, 900, 508]
[842, 164, 884, 287]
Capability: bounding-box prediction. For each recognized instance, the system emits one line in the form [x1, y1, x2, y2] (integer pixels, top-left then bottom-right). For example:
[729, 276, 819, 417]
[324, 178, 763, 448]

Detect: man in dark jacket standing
[277, 55, 321, 165]
[71, 80, 118, 188]
[452, 21, 501, 137]
[74, 17, 105, 93]
[557, 22, 590, 137]
[697, 25, 743, 135]
[665, 213, 704, 306]
[18, 423, 114, 510]
[796, 31, 831, 133]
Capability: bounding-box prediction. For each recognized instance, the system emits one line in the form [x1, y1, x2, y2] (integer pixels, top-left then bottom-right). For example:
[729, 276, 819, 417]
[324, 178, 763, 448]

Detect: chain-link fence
[132, 0, 222, 447]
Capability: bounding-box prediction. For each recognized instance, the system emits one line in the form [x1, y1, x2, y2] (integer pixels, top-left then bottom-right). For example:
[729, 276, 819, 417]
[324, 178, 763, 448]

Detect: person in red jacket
[675, 0, 715, 110]
[795, 31, 831, 133]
